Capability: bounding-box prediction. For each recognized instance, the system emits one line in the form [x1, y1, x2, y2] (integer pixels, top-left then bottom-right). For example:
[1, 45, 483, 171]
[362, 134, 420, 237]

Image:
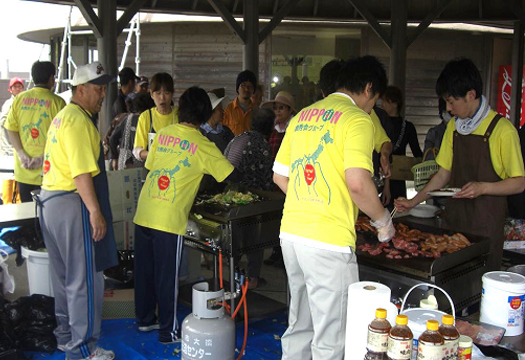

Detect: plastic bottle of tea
[417, 320, 444, 360]
[387, 314, 413, 360]
[365, 308, 392, 360]
[439, 315, 459, 360]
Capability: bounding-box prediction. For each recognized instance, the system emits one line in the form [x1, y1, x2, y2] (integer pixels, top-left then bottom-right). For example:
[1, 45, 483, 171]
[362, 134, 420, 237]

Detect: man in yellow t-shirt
[39, 62, 116, 360]
[223, 70, 256, 135]
[395, 58, 525, 271]
[4, 61, 65, 202]
[273, 56, 395, 359]
[133, 87, 235, 344]
[133, 72, 179, 162]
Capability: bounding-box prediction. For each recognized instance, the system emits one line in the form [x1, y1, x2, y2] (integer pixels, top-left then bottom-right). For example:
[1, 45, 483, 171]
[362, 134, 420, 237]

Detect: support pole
[97, 0, 118, 135]
[389, 0, 408, 115]
[243, 0, 259, 75]
[511, 20, 525, 128]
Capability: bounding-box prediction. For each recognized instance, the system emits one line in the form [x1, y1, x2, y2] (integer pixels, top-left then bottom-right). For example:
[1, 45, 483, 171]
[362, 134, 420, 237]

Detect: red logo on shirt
[511, 297, 522, 310]
[43, 160, 50, 174]
[31, 128, 39, 139]
[304, 164, 316, 185]
[158, 175, 170, 190]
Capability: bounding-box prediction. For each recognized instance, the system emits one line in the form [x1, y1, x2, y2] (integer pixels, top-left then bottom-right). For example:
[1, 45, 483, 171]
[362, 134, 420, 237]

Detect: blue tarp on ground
[26, 306, 286, 359]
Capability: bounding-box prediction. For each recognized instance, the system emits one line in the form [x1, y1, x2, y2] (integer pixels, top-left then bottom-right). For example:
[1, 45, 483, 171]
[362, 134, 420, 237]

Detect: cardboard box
[107, 169, 145, 222]
[391, 155, 422, 181]
[113, 220, 135, 250]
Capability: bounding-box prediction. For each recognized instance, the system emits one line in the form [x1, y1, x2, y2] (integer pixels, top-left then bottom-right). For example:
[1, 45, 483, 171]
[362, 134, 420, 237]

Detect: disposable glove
[28, 156, 43, 170]
[370, 208, 395, 243]
[17, 149, 31, 169]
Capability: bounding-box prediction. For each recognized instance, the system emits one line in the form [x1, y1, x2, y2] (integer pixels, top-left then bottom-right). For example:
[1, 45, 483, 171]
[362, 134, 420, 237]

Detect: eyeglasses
[273, 104, 289, 111]
[239, 84, 254, 90]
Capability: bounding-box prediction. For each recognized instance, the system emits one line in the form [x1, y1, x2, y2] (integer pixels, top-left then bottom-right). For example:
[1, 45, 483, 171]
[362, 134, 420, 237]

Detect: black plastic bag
[1, 295, 57, 354]
[0, 226, 44, 267]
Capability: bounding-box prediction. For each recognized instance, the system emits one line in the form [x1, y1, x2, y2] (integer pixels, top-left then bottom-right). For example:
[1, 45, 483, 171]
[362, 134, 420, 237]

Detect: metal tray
[356, 218, 491, 277]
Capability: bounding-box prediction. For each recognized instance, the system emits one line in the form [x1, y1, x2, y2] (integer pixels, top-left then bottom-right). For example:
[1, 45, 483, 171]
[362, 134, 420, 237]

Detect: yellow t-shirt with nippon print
[4, 87, 66, 185]
[42, 104, 101, 191]
[273, 92, 375, 250]
[370, 108, 391, 153]
[134, 124, 234, 235]
[134, 107, 179, 150]
[437, 110, 525, 180]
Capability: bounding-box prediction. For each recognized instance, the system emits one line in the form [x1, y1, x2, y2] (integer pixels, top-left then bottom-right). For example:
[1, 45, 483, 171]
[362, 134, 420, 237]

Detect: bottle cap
[426, 320, 439, 331]
[376, 308, 387, 319]
[442, 314, 455, 325]
[396, 315, 408, 325]
[459, 335, 473, 348]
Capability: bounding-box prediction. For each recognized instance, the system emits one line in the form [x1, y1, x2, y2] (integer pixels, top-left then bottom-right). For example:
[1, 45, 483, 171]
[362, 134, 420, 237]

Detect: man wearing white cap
[38, 62, 117, 360]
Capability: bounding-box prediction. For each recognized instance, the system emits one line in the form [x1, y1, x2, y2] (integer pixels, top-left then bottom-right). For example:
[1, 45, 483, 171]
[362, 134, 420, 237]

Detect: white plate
[409, 204, 440, 218]
[426, 188, 461, 197]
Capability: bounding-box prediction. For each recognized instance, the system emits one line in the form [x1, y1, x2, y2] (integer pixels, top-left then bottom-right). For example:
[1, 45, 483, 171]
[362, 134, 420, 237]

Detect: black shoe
[264, 250, 282, 265]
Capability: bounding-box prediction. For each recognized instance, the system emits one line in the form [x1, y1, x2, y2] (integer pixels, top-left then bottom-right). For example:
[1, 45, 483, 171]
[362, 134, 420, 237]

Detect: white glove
[17, 149, 31, 169]
[370, 208, 395, 243]
[28, 156, 43, 170]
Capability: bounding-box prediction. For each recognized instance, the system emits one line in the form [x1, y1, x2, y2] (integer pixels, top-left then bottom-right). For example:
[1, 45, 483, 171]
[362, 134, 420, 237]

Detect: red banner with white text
[497, 65, 525, 127]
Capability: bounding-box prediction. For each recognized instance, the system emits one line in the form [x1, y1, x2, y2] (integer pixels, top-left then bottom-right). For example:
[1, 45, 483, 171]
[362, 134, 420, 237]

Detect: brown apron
[445, 114, 506, 271]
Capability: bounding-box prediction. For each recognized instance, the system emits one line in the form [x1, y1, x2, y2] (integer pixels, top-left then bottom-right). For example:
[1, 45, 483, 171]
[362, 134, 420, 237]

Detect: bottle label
[417, 343, 444, 360]
[442, 339, 459, 360]
[387, 337, 412, 359]
[458, 345, 471, 360]
[367, 330, 389, 353]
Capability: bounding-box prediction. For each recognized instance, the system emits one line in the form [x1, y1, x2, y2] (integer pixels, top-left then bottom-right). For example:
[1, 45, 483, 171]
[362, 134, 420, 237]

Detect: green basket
[411, 148, 440, 191]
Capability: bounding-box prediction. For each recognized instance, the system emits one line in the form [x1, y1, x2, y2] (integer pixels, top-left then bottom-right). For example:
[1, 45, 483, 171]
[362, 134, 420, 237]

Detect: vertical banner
[497, 65, 525, 127]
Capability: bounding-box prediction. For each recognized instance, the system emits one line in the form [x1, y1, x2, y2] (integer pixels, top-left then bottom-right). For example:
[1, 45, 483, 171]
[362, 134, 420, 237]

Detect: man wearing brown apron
[395, 58, 525, 272]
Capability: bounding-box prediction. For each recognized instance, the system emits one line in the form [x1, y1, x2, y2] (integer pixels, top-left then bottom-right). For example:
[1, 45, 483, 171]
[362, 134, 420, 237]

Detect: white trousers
[281, 240, 359, 360]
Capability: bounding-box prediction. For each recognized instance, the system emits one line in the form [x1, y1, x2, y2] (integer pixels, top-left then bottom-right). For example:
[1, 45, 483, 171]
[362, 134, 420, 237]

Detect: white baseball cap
[71, 62, 114, 86]
[207, 92, 228, 110]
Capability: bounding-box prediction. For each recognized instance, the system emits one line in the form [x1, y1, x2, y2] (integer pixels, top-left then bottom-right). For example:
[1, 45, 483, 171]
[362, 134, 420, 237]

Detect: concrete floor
[3, 248, 288, 306]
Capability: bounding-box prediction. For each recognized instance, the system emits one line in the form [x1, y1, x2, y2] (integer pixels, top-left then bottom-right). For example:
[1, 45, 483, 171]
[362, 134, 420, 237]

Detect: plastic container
[21, 246, 54, 297]
[400, 284, 454, 360]
[480, 271, 525, 336]
[366, 308, 391, 360]
[458, 335, 472, 360]
[419, 295, 438, 310]
[387, 315, 413, 360]
[439, 315, 459, 359]
[417, 320, 444, 360]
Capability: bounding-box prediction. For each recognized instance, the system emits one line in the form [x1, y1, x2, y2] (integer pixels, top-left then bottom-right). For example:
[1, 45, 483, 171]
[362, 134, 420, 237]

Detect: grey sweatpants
[39, 190, 104, 360]
[280, 240, 359, 360]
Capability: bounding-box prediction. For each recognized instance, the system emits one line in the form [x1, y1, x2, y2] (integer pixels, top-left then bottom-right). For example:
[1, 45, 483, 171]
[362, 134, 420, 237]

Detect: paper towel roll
[344, 281, 398, 360]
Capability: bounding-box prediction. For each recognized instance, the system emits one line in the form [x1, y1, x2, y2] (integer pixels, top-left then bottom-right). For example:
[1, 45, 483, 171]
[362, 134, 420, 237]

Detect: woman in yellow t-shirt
[132, 72, 179, 162]
[133, 86, 235, 344]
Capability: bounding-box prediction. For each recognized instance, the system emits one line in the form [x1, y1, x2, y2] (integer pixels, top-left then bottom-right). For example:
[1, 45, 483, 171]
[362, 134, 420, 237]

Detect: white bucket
[21, 246, 54, 297]
[400, 284, 455, 360]
[480, 271, 525, 336]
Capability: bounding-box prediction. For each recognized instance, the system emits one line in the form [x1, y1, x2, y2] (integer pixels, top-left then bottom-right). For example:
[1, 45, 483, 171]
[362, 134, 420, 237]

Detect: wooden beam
[260, 0, 302, 44]
[116, 0, 149, 35]
[406, 0, 454, 47]
[192, 0, 199, 11]
[273, 0, 280, 16]
[151, 0, 158, 8]
[73, 0, 103, 37]
[207, 0, 246, 43]
[347, 0, 391, 48]
[233, 0, 239, 13]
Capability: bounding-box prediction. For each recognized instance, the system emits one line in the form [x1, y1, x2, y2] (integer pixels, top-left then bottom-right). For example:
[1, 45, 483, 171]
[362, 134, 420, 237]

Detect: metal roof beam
[207, 0, 246, 43]
[73, 0, 103, 37]
[406, 0, 454, 47]
[116, 0, 149, 35]
[313, 0, 319, 17]
[347, 0, 391, 48]
[260, 0, 302, 44]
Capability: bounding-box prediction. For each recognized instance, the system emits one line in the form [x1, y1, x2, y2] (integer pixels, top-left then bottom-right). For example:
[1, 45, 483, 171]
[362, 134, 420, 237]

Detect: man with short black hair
[112, 67, 139, 118]
[4, 61, 65, 202]
[273, 55, 395, 359]
[39, 61, 117, 360]
[396, 58, 525, 271]
[223, 69, 256, 135]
